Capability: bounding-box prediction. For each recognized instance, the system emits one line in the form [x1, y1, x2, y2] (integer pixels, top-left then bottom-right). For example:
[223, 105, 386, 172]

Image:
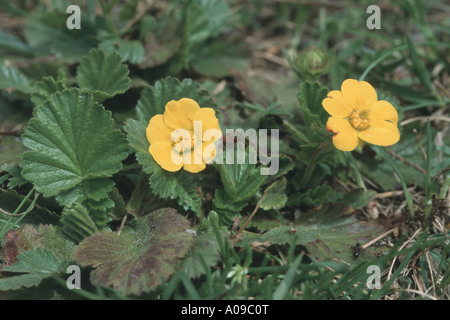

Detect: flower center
[171, 129, 197, 153]
[349, 109, 370, 130]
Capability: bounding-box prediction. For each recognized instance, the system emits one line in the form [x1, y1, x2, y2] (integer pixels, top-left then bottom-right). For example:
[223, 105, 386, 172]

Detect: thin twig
[117, 214, 128, 236]
[234, 180, 280, 237]
[374, 187, 416, 199]
[362, 228, 396, 250]
[412, 129, 427, 160]
[386, 148, 426, 175]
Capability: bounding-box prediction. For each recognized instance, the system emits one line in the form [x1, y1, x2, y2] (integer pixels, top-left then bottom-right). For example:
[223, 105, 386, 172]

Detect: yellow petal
[149, 141, 183, 172]
[358, 119, 400, 146]
[341, 79, 377, 110]
[201, 140, 217, 164]
[146, 114, 173, 144]
[369, 100, 398, 123]
[163, 98, 200, 130]
[193, 108, 222, 140]
[322, 90, 354, 118]
[326, 117, 359, 151]
[182, 145, 206, 173]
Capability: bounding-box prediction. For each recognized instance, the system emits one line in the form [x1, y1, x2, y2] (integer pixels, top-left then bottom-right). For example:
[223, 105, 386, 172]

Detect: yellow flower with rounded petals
[322, 79, 400, 151]
[146, 98, 222, 173]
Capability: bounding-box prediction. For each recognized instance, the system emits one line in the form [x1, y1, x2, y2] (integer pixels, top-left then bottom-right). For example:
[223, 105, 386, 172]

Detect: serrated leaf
[242, 204, 386, 263]
[189, 0, 230, 45]
[179, 232, 221, 278]
[0, 65, 33, 94]
[99, 38, 145, 64]
[260, 178, 288, 211]
[126, 173, 165, 217]
[297, 80, 328, 128]
[30, 76, 66, 106]
[76, 49, 130, 102]
[343, 189, 376, 209]
[21, 89, 129, 206]
[283, 120, 311, 146]
[0, 224, 75, 266]
[138, 14, 182, 69]
[2, 164, 28, 189]
[290, 184, 334, 207]
[72, 208, 194, 296]
[0, 248, 62, 291]
[60, 203, 99, 243]
[213, 145, 266, 203]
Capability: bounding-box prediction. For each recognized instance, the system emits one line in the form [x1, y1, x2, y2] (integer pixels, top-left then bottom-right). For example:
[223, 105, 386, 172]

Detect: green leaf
[30, 76, 66, 107]
[150, 170, 203, 214]
[21, 89, 129, 221]
[24, 10, 97, 63]
[0, 30, 32, 55]
[212, 189, 248, 225]
[0, 224, 75, 266]
[297, 80, 329, 128]
[213, 146, 266, 203]
[76, 49, 130, 102]
[0, 65, 33, 94]
[60, 203, 99, 243]
[212, 145, 267, 224]
[189, 0, 231, 45]
[242, 204, 386, 263]
[260, 178, 288, 211]
[2, 164, 28, 189]
[98, 38, 145, 64]
[343, 189, 376, 209]
[283, 120, 311, 146]
[72, 208, 194, 296]
[191, 39, 249, 77]
[0, 248, 62, 291]
[290, 184, 334, 207]
[179, 232, 221, 278]
[405, 37, 434, 93]
[138, 14, 183, 69]
[126, 173, 165, 217]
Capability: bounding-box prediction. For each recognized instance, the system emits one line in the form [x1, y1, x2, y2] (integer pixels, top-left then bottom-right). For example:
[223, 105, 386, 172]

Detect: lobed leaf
[0, 65, 33, 94]
[60, 202, 99, 243]
[242, 204, 386, 263]
[21, 88, 129, 202]
[30, 76, 66, 107]
[0, 248, 63, 291]
[76, 49, 130, 102]
[72, 208, 194, 296]
[0, 224, 75, 267]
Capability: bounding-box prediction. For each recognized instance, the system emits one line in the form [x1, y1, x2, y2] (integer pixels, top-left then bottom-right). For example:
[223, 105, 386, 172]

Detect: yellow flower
[322, 79, 400, 151]
[146, 98, 222, 173]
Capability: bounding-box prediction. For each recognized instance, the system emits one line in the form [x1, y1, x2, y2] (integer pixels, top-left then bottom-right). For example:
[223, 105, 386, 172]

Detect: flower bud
[290, 47, 333, 79]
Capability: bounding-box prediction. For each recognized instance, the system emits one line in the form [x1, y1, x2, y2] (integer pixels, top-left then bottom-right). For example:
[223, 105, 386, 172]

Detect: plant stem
[439, 175, 450, 199]
[375, 146, 415, 218]
[344, 152, 367, 191]
[424, 119, 433, 220]
[0, 187, 37, 239]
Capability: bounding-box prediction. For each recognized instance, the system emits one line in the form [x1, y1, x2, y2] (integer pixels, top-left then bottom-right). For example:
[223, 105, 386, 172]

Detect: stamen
[349, 109, 370, 130]
[171, 129, 198, 153]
